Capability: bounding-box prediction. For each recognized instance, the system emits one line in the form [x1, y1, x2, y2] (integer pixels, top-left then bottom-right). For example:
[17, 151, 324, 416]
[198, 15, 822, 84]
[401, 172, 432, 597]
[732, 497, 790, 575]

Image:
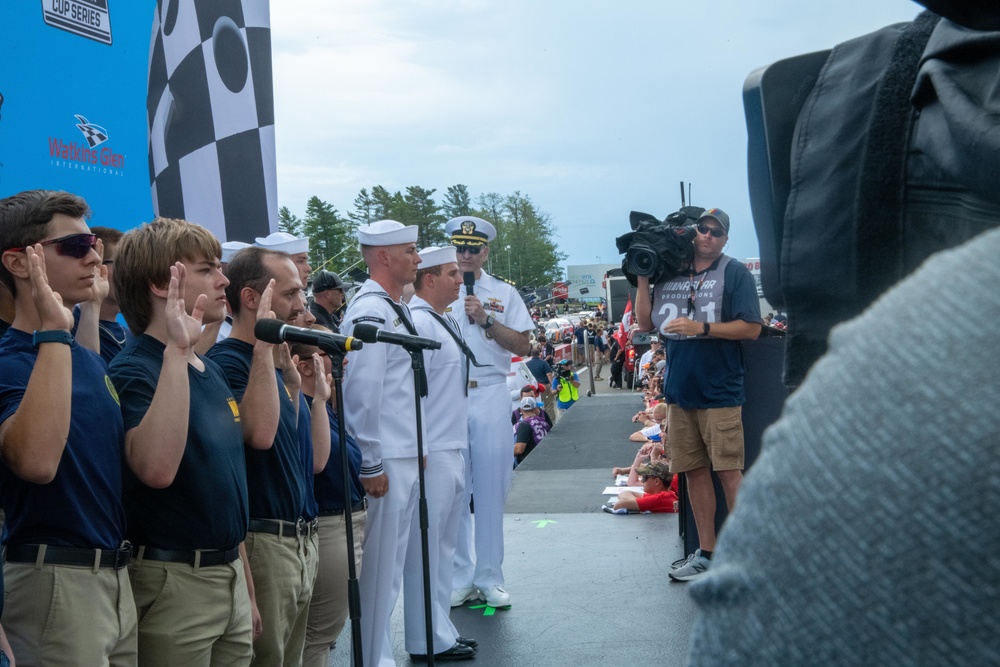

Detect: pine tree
[442, 184, 472, 219]
[278, 206, 302, 236]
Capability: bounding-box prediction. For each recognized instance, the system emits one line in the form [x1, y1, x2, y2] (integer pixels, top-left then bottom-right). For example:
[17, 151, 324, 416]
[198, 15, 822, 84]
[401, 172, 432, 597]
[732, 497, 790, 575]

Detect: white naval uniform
[342, 279, 425, 667]
[403, 296, 469, 654]
[450, 271, 533, 593]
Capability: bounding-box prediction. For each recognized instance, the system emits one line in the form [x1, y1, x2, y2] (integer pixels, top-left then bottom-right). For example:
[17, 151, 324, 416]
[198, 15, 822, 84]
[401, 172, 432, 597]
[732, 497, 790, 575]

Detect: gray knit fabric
[688, 227, 1000, 665]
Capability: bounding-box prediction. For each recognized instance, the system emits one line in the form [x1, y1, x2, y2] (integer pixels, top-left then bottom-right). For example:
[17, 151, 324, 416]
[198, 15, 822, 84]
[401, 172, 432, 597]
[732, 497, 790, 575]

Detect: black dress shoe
[456, 636, 478, 648]
[409, 643, 476, 661]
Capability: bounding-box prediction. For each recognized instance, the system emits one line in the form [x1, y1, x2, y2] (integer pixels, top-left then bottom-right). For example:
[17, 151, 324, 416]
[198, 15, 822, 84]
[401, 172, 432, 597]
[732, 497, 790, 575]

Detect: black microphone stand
[405, 345, 437, 666]
[319, 341, 364, 667]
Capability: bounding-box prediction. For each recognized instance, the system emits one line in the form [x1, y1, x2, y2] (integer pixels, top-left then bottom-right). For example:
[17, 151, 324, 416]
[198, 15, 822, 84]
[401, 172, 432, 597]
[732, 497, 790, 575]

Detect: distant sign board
[552, 282, 568, 300]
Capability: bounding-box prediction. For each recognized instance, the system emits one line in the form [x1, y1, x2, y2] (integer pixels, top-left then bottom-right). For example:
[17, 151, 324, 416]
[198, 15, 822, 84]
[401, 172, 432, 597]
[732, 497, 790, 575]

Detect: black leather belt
[139, 546, 240, 567]
[317, 499, 367, 517]
[248, 517, 318, 538]
[5, 543, 132, 570]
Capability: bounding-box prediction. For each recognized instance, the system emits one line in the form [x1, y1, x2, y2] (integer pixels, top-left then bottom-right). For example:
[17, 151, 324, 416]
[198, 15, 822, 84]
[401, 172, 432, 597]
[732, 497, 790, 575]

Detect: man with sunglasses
[446, 216, 533, 610]
[634, 208, 761, 582]
[0, 189, 137, 665]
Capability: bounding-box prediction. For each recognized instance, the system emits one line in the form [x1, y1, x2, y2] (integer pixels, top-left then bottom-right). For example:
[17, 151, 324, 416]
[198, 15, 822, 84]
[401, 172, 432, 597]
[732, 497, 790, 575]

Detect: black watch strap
[702, 321, 710, 336]
[32, 330, 74, 347]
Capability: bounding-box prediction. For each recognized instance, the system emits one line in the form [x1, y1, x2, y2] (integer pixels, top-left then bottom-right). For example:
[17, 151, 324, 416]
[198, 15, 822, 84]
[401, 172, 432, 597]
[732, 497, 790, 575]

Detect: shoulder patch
[352, 316, 386, 325]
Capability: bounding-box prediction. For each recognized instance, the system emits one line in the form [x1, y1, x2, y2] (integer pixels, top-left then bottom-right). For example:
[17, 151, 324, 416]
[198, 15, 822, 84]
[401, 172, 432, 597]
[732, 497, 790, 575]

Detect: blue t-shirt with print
[208, 338, 307, 523]
[110, 334, 248, 550]
[664, 259, 761, 409]
[0, 329, 126, 549]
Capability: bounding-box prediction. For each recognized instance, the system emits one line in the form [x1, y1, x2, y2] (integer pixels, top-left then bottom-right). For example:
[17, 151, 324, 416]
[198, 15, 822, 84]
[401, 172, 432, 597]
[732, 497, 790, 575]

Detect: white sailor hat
[357, 219, 418, 246]
[254, 231, 309, 255]
[417, 245, 457, 269]
[221, 241, 251, 264]
[445, 216, 496, 247]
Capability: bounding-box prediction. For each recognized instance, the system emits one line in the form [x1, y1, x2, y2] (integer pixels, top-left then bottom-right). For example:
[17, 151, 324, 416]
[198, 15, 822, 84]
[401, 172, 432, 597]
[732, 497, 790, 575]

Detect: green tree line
[279, 184, 565, 288]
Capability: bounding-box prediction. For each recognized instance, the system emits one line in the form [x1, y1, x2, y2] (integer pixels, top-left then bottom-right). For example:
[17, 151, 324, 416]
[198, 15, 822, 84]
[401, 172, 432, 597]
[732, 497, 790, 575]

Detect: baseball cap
[697, 208, 730, 233]
[312, 270, 351, 293]
[636, 460, 673, 484]
[519, 397, 538, 411]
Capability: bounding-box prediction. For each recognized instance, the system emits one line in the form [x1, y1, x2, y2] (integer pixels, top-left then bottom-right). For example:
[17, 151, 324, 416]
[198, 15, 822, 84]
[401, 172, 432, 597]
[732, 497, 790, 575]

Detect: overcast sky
[269, 0, 923, 272]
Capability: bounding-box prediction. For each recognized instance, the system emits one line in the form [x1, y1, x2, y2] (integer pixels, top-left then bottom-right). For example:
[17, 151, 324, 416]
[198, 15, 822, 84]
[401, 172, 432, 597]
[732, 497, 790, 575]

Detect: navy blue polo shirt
[207, 338, 307, 522]
[298, 392, 319, 520]
[0, 329, 126, 549]
[664, 260, 761, 409]
[307, 396, 364, 512]
[109, 335, 248, 550]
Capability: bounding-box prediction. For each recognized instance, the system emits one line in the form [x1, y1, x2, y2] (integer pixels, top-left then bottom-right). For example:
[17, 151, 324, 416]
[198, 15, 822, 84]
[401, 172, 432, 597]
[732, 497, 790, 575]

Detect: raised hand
[276, 344, 301, 394]
[164, 262, 207, 355]
[256, 279, 276, 323]
[311, 353, 332, 404]
[25, 245, 74, 332]
[87, 238, 109, 305]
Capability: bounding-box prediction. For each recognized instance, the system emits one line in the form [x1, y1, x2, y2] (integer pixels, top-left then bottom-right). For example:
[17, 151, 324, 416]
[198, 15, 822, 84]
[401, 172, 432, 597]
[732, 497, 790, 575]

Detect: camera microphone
[463, 272, 476, 324]
[254, 318, 362, 353]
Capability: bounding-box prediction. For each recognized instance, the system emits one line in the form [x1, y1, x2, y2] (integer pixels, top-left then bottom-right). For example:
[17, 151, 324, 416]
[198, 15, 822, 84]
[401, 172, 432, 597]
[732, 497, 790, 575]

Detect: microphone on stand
[352, 323, 441, 351]
[254, 318, 363, 353]
[463, 272, 476, 324]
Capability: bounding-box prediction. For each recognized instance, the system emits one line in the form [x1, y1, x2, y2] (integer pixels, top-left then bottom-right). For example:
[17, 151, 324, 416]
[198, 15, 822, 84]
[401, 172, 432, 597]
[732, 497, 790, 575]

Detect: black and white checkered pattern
[147, 0, 277, 242]
[74, 115, 109, 148]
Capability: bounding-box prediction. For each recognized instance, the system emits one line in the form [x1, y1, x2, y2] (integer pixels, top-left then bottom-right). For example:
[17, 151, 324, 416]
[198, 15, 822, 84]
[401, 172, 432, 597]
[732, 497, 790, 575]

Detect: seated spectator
[511, 385, 552, 429]
[514, 397, 551, 466]
[630, 402, 667, 442]
[612, 438, 666, 481]
[612, 460, 677, 513]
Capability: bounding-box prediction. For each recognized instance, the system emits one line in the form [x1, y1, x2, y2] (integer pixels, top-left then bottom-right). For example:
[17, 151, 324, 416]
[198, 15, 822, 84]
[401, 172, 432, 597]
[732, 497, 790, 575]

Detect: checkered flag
[74, 115, 109, 148]
[147, 0, 277, 242]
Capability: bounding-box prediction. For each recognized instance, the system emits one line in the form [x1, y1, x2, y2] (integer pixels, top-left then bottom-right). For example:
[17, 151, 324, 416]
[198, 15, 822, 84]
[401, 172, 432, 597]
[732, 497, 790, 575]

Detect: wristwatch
[32, 330, 74, 348]
[481, 314, 495, 330]
[702, 321, 710, 336]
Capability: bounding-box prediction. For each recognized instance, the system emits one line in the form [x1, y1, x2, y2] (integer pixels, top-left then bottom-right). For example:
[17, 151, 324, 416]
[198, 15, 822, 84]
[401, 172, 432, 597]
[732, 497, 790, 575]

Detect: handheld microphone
[254, 318, 363, 353]
[463, 272, 476, 324]
[353, 323, 442, 351]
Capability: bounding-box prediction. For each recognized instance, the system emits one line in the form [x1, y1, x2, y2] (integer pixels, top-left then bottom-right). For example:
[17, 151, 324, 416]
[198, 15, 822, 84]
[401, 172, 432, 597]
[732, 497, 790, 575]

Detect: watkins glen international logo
[49, 114, 125, 176]
[74, 114, 108, 148]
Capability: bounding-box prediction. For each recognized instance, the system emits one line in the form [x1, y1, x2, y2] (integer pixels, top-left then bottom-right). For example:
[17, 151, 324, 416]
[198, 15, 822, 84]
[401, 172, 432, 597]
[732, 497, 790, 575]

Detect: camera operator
[633, 208, 761, 582]
[551, 359, 581, 415]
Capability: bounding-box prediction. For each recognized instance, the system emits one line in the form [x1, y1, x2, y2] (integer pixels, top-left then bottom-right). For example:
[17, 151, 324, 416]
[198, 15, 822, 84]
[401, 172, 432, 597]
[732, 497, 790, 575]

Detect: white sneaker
[482, 585, 511, 608]
[450, 587, 481, 607]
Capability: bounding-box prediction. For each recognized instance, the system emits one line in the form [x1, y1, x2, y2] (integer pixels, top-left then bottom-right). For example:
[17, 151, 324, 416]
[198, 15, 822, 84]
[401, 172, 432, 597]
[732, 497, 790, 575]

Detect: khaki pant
[245, 529, 319, 667]
[4, 561, 137, 667]
[129, 554, 253, 667]
[303, 510, 366, 667]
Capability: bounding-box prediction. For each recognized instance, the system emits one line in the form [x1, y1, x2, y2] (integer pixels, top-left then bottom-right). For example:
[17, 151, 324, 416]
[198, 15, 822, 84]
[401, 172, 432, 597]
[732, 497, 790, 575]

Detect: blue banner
[1, 0, 277, 242]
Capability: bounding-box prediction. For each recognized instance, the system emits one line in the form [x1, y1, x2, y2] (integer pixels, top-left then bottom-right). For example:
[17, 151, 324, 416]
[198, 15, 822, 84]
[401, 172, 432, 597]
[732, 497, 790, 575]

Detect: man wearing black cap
[309, 270, 350, 333]
[634, 208, 761, 582]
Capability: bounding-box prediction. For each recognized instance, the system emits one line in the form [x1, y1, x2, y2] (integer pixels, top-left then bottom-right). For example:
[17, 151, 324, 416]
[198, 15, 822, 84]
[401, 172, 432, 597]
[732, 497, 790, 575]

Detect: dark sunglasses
[453, 245, 482, 255]
[7, 233, 98, 259]
[696, 224, 727, 238]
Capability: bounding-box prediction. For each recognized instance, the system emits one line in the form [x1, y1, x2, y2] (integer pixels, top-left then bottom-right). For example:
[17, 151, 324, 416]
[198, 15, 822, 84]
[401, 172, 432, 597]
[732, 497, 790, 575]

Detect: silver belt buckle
[468, 379, 478, 389]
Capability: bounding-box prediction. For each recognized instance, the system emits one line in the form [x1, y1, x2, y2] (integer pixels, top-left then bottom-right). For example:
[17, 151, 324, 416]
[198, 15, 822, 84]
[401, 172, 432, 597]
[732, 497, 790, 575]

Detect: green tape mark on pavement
[468, 604, 497, 617]
[532, 519, 557, 528]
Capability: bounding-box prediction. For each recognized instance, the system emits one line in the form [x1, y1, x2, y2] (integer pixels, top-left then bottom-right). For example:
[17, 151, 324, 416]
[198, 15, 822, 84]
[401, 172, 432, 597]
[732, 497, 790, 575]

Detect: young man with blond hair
[110, 217, 259, 665]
